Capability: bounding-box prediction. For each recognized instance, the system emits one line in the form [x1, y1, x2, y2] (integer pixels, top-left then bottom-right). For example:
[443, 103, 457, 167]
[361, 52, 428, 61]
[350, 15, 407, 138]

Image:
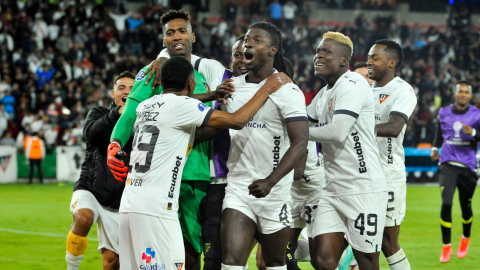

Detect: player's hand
[118, 105, 124, 115]
[248, 179, 275, 198]
[430, 149, 440, 161]
[144, 57, 168, 89]
[264, 72, 292, 94]
[216, 79, 235, 104]
[462, 124, 473, 135]
[107, 142, 129, 182]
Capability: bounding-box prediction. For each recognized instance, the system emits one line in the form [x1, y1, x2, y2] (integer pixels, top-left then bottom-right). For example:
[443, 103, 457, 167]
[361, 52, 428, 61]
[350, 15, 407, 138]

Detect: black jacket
[74, 104, 133, 209]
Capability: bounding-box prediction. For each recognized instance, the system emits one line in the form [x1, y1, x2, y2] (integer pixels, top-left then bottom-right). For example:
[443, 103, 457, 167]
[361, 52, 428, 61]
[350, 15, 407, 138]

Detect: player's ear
[110, 89, 114, 99]
[389, 59, 397, 70]
[269, 46, 277, 57]
[191, 33, 196, 43]
[340, 57, 349, 67]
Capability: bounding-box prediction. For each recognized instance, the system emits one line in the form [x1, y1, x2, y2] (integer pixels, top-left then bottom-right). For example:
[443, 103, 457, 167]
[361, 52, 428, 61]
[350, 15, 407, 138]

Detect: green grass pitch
[1, 183, 479, 270]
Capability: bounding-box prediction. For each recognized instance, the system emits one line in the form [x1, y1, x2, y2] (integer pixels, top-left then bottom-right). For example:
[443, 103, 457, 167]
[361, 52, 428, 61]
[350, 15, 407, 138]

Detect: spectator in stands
[25, 131, 45, 184]
[283, 1, 297, 28]
[0, 131, 15, 146]
[2, 90, 15, 119]
[270, 0, 282, 27]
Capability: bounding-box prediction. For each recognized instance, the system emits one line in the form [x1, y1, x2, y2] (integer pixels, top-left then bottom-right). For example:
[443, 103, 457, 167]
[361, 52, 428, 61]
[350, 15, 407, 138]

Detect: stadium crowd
[0, 0, 479, 149]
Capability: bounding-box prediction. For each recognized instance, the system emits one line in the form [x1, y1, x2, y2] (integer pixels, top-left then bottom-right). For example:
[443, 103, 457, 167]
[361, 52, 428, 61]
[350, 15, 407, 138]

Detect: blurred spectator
[270, 0, 282, 27]
[0, 131, 16, 146]
[2, 90, 15, 119]
[109, 10, 131, 32]
[283, 1, 298, 28]
[25, 132, 45, 184]
[44, 124, 59, 147]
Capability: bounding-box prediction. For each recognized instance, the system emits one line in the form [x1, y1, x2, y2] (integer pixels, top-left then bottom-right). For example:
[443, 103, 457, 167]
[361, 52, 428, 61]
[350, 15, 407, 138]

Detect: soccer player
[353, 62, 375, 84]
[431, 80, 480, 262]
[115, 56, 291, 270]
[66, 72, 134, 270]
[220, 22, 309, 270]
[107, 10, 231, 270]
[367, 39, 417, 270]
[307, 31, 388, 270]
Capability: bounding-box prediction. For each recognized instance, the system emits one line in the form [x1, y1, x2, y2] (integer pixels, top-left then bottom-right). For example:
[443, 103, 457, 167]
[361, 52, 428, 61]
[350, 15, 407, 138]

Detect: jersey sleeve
[128, 67, 156, 103]
[270, 83, 308, 123]
[333, 81, 366, 119]
[110, 97, 140, 146]
[307, 90, 321, 123]
[175, 98, 214, 128]
[390, 85, 417, 122]
[197, 58, 230, 91]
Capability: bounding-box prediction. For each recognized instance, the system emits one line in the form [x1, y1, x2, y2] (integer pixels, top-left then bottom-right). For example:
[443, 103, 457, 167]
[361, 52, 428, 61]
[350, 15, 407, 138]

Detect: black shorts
[439, 163, 477, 204]
[200, 183, 226, 270]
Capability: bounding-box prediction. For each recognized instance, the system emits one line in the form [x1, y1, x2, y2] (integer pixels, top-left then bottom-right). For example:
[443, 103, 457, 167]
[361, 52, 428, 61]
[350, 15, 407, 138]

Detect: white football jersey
[372, 77, 417, 182]
[307, 71, 387, 196]
[120, 93, 213, 220]
[221, 72, 308, 200]
[290, 141, 325, 200]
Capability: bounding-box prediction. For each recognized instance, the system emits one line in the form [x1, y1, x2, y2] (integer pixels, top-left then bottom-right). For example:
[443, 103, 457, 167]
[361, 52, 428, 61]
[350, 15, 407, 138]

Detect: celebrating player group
[65, 8, 459, 270]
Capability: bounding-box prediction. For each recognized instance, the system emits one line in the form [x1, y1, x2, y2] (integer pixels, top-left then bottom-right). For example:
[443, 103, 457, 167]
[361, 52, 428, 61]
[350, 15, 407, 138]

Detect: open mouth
[122, 97, 127, 103]
[244, 52, 254, 64]
[173, 43, 185, 50]
[315, 61, 325, 67]
[238, 66, 248, 73]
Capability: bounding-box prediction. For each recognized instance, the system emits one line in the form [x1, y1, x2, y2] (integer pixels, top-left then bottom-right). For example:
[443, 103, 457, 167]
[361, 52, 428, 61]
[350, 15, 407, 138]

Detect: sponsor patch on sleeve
[136, 70, 146, 81]
[198, 103, 209, 112]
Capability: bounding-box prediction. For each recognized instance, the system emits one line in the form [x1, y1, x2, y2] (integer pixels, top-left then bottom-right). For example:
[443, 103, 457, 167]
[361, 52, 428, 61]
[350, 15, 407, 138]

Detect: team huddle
[64, 8, 473, 270]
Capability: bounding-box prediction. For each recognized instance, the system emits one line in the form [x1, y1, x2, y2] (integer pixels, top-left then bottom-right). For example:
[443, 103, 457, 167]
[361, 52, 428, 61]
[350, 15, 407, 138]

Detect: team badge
[136, 70, 146, 81]
[379, 94, 390, 104]
[453, 121, 462, 137]
[328, 98, 333, 111]
[174, 259, 185, 270]
[198, 103, 208, 112]
[0, 155, 11, 172]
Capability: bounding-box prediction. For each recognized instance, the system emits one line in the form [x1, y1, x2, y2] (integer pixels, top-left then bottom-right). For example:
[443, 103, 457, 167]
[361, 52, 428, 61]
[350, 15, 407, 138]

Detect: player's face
[354, 67, 375, 84]
[164, 19, 195, 58]
[454, 84, 472, 106]
[313, 39, 346, 78]
[231, 40, 247, 77]
[366, 44, 391, 81]
[111, 77, 134, 106]
[243, 28, 275, 71]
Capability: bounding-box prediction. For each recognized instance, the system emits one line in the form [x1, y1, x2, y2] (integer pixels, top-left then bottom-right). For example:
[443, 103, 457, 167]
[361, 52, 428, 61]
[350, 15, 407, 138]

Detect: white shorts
[70, 190, 119, 254]
[311, 192, 388, 253]
[385, 182, 406, 227]
[119, 213, 185, 270]
[222, 190, 291, 234]
[291, 195, 321, 238]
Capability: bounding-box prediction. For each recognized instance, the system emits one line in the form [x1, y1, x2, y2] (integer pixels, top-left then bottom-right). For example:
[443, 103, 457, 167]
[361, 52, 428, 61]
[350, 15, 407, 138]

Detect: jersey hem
[201, 108, 214, 127]
[390, 111, 408, 122]
[285, 116, 309, 123]
[334, 109, 358, 119]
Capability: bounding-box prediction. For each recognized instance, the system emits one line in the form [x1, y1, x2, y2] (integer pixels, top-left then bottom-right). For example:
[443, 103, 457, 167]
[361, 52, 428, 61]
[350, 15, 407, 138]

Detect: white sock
[266, 266, 286, 270]
[386, 248, 411, 270]
[65, 252, 83, 270]
[294, 238, 311, 262]
[243, 264, 249, 270]
[222, 264, 246, 270]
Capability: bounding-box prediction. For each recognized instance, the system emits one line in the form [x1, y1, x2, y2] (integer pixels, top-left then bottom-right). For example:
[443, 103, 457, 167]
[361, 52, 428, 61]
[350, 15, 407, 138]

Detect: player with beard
[366, 40, 416, 270]
[220, 21, 309, 270]
[307, 32, 387, 270]
[431, 81, 480, 262]
[107, 10, 232, 270]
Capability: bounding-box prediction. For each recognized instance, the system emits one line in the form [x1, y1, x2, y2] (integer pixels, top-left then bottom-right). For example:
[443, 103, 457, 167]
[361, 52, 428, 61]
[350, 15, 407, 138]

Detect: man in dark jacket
[65, 72, 134, 270]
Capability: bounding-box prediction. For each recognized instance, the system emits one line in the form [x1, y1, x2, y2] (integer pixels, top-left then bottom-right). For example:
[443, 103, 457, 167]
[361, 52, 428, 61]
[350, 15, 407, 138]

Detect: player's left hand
[248, 179, 275, 198]
[144, 57, 168, 90]
[215, 79, 235, 104]
[462, 124, 473, 135]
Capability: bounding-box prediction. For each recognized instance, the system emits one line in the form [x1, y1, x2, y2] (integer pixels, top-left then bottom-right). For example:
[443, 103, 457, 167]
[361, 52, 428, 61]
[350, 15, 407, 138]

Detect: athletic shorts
[119, 212, 185, 270]
[311, 192, 388, 253]
[178, 180, 209, 253]
[222, 189, 291, 234]
[69, 190, 119, 254]
[385, 182, 406, 227]
[291, 192, 321, 238]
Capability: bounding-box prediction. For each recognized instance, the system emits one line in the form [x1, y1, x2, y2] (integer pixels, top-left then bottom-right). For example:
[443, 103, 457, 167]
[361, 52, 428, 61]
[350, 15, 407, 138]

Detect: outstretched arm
[309, 113, 356, 143]
[376, 114, 407, 138]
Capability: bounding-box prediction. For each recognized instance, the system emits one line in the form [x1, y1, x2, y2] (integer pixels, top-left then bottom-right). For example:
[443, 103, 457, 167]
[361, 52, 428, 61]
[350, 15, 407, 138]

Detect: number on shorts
[304, 205, 312, 224]
[279, 203, 289, 223]
[133, 125, 160, 173]
[387, 191, 395, 211]
[354, 213, 378, 236]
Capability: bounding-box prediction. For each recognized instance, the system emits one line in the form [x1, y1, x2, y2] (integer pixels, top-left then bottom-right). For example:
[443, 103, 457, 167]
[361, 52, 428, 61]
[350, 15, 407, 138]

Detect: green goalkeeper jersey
[111, 64, 212, 181]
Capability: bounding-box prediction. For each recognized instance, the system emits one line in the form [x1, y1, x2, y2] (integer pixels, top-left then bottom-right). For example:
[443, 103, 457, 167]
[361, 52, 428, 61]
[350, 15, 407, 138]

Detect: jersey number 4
[132, 125, 160, 173]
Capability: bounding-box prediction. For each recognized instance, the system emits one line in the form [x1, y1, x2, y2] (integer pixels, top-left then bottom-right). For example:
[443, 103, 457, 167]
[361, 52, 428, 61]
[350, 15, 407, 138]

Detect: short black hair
[374, 39, 404, 71]
[353, 62, 367, 70]
[160, 9, 190, 27]
[113, 71, 135, 86]
[160, 56, 194, 91]
[235, 34, 245, 42]
[456, 80, 472, 87]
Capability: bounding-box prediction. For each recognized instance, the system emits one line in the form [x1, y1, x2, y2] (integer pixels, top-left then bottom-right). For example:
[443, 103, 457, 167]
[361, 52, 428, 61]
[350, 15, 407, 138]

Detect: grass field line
[0, 227, 99, 241]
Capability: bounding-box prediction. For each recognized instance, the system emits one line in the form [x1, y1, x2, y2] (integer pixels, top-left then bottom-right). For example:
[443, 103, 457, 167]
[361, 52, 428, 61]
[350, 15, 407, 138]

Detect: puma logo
[349, 80, 357, 85]
[365, 239, 374, 247]
[386, 215, 393, 220]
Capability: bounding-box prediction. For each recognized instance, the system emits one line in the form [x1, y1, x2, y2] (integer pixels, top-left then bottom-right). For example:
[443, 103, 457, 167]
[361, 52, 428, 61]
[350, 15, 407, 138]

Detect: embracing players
[307, 31, 388, 270]
[367, 40, 417, 270]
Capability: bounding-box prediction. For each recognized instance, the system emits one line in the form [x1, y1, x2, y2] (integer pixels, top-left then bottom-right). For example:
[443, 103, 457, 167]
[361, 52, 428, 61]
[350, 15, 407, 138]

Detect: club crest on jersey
[174, 259, 185, 270]
[379, 94, 390, 104]
[328, 98, 333, 111]
[136, 70, 146, 81]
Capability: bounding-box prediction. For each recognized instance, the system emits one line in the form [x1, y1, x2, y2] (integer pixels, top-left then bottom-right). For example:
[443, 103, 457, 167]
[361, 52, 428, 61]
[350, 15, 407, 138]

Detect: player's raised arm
[205, 73, 291, 129]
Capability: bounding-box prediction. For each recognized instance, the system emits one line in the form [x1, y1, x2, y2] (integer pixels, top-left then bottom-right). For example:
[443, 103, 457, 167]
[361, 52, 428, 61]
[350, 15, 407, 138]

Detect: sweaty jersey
[290, 141, 325, 200]
[119, 93, 213, 220]
[307, 71, 387, 196]
[372, 77, 417, 182]
[220, 72, 308, 200]
[111, 65, 212, 181]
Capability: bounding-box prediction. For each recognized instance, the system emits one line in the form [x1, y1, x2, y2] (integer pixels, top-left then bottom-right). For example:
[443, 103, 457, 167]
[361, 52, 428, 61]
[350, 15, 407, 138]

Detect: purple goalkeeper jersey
[211, 70, 233, 178]
[439, 104, 480, 171]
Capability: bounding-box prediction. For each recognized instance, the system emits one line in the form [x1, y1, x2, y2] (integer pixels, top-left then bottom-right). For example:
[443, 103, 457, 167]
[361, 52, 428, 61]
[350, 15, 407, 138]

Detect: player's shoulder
[276, 82, 302, 94]
[134, 65, 151, 82]
[470, 104, 480, 113]
[339, 71, 370, 89]
[392, 77, 414, 93]
[438, 105, 452, 116]
[199, 58, 226, 71]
